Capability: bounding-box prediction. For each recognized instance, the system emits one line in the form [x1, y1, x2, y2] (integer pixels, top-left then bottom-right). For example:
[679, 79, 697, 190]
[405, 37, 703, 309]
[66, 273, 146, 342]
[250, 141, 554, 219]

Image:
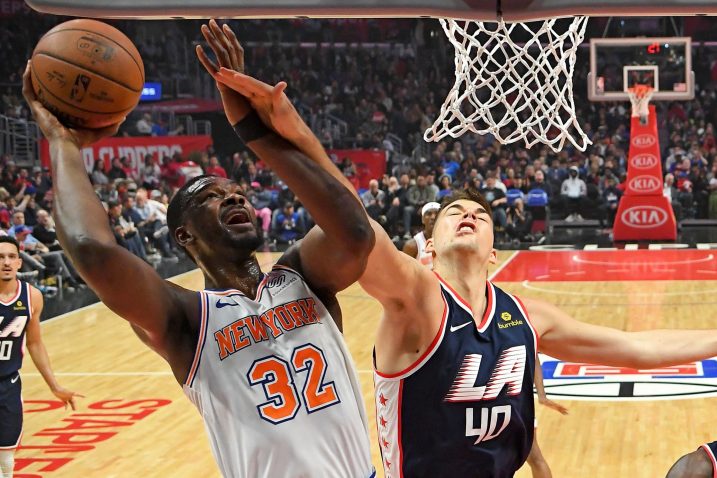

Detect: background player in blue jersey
[666, 442, 717, 478]
[216, 69, 717, 478]
[0, 236, 81, 478]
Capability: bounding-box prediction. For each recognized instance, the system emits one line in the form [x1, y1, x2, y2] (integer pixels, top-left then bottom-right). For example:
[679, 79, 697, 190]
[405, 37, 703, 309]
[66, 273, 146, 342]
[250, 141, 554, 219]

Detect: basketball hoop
[627, 84, 654, 125]
[424, 16, 591, 153]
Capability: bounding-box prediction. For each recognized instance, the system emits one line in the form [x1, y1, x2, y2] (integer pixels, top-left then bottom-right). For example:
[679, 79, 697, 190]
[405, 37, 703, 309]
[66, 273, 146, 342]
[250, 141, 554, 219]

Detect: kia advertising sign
[631, 134, 656, 148]
[630, 153, 659, 169]
[620, 205, 669, 229]
[628, 175, 661, 194]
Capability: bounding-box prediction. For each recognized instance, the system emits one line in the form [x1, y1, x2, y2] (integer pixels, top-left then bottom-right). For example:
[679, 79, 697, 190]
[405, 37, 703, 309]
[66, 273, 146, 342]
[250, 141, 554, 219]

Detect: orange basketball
[30, 19, 144, 129]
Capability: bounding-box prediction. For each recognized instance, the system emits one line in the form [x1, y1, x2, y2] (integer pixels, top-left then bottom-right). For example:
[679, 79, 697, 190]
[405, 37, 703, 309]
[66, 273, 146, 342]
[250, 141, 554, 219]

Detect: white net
[424, 16, 591, 153]
[628, 85, 654, 125]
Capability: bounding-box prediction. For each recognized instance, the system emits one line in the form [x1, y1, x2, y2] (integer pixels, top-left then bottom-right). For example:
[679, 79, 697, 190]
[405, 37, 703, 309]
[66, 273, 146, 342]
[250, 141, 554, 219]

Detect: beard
[227, 221, 265, 255]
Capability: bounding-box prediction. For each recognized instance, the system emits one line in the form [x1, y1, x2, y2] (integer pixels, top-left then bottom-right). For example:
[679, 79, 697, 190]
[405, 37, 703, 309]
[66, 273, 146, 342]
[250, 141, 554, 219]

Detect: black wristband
[232, 110, 272, 144]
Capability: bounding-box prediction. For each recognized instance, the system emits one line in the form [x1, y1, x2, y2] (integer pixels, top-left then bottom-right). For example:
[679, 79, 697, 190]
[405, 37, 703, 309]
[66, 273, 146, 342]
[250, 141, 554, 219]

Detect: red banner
[40, 135, 213, 178]
[326, 149, 387, 190]
[613, 105, 676, 241]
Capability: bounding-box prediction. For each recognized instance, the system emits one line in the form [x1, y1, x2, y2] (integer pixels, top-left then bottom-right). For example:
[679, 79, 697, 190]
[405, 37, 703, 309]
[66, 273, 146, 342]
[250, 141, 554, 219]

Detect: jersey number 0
[247, 343, 340, 424]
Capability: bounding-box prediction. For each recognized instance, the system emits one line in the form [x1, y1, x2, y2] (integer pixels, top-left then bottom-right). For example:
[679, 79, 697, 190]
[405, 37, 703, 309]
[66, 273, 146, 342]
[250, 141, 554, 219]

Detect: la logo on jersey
[445, 346, 526, 444]
[0, 315, 28, 338]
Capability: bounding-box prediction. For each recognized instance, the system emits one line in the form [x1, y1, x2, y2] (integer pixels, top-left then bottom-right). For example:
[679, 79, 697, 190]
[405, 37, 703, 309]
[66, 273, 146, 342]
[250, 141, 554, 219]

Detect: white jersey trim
[508, 294, 539, 360]
[26, 282, 32, 319]
[434, 275, 496, 333]
[184, 291, 209, 387]
[374, 292, 448, 381]
[0, 281, 22, 306]
[373, 378, 404, 478]
[701, 444, 717, 478]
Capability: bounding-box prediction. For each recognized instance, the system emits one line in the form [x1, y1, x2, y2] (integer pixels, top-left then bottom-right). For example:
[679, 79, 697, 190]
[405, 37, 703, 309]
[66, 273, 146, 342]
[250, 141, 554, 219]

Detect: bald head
[666, 448, 714, 478]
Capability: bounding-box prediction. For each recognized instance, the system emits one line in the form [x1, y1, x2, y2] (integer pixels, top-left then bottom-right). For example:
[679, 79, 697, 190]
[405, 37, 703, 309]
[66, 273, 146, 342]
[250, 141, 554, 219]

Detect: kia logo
[629, 175, 661, 193]
[621, 206, 668, 228]
[632, 134, 656, 148]
[630, 154, 659, 169]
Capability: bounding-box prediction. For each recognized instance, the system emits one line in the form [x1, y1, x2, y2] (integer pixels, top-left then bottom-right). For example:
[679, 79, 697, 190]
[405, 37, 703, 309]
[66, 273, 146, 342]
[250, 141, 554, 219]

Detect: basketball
[30, 19, 144, 129]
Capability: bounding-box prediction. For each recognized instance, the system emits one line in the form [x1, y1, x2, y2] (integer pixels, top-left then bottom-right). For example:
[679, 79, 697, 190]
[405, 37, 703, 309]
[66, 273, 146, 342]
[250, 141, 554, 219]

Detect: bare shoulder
[402, 238, 418, 257]
[275, 243, 302, 272]
[665, 447, 714, 478]
[516, 296, 559, 335]
[29, 284, 44, 311]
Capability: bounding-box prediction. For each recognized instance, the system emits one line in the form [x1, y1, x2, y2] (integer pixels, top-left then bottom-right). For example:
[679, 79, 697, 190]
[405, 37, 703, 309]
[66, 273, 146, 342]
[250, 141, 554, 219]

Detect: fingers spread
[196, 45, 219, 75]
[222, 24, 244, 72]
[209, 20, 238, 69]
[201, 23, 230, 68]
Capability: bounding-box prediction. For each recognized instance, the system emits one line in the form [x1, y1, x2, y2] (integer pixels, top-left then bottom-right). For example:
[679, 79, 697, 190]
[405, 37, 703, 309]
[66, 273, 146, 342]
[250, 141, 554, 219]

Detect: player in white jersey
[23, 21, 374, 477]
[402, 202, 439, 268]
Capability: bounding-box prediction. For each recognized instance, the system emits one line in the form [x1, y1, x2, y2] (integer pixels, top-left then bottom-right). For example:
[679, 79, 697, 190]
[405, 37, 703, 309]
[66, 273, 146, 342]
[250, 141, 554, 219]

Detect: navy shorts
[0, 372, 22, 449]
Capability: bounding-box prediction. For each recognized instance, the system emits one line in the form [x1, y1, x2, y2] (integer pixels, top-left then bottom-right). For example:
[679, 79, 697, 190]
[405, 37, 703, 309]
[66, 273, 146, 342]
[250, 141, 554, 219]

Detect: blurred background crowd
[0, 7, 716, 300]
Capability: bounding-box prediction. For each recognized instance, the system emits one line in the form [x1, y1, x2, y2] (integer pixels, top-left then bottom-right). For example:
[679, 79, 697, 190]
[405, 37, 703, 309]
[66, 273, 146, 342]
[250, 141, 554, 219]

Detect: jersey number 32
[247, 343, 340, 424]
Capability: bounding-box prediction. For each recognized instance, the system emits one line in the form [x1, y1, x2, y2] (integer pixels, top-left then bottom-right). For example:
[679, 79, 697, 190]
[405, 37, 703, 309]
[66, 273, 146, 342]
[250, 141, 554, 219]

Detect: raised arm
[22, 65, 194, 352]
[216, 68, 438, 312]
[526, 296, 717, 369]
[197, 21, 373, 295]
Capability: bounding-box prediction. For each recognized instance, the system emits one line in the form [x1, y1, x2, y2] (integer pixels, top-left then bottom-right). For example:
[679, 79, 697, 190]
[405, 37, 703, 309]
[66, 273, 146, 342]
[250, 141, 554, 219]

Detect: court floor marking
[489, 250, 519, 280]
[572, 253, 714, 267]
[521, 280, 717, 296]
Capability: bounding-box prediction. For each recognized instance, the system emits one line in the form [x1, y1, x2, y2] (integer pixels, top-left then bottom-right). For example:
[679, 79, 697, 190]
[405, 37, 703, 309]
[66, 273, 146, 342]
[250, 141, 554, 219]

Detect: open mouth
[222, 207, 251, 226]
[456, 220, 476, 234]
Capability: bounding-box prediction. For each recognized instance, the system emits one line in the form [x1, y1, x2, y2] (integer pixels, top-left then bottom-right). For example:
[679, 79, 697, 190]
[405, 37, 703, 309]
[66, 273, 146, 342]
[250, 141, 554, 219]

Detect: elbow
[66, 235, 118, 273]
[344, 218, 375, 260]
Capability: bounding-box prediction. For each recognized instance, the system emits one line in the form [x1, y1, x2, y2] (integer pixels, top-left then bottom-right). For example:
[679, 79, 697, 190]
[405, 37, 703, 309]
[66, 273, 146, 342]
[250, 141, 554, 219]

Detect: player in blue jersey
[0, 236, 81, 478]
[666, 442, 717, 478]
[216, 68, 717, 478]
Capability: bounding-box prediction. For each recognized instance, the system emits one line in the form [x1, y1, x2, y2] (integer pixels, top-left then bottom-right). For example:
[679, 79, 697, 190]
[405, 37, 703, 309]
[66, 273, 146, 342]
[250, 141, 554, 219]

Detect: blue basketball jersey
[0, 281, 32, 379]
[374, 277, 538, 478]
[701, 441, 717, 478]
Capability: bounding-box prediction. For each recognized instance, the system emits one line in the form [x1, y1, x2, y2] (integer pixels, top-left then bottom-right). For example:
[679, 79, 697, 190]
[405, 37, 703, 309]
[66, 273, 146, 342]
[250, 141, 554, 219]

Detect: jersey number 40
[247, 343, 340, 424]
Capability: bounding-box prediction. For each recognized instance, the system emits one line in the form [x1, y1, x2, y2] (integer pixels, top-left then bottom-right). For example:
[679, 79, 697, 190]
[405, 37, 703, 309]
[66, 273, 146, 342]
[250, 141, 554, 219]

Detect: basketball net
[627, 84, 654, 126]
[424, 16, 591, 152]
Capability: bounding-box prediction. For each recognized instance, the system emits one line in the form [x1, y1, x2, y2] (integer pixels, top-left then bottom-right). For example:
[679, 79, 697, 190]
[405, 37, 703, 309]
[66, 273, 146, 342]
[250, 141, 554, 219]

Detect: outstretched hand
[196, 19, 251, 125]
[22, 62, 122, 149]
[538, 396, 569, 415]
[52, 385, 85, 411]
[216, 68, 307, 143]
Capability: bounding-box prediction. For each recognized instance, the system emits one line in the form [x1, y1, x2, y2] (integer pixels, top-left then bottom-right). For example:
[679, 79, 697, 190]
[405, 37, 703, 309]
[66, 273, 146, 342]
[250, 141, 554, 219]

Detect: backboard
[22, 0, 717, 21]
[588, 37, 694, 102]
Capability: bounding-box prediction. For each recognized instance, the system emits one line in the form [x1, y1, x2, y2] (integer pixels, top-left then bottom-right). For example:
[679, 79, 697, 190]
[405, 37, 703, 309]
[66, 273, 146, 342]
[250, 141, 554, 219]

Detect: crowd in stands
[0, 14, 716, 301]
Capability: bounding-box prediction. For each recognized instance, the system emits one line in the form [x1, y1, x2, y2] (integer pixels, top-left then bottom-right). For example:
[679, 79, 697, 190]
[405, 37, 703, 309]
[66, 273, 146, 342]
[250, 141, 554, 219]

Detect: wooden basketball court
[14, 249, 717, 478]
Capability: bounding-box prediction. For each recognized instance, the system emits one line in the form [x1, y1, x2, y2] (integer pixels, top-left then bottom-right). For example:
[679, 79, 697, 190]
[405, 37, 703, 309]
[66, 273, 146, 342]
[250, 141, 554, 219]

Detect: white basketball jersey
[414, 231, 433, 269]
[183, 265, 373, 478]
